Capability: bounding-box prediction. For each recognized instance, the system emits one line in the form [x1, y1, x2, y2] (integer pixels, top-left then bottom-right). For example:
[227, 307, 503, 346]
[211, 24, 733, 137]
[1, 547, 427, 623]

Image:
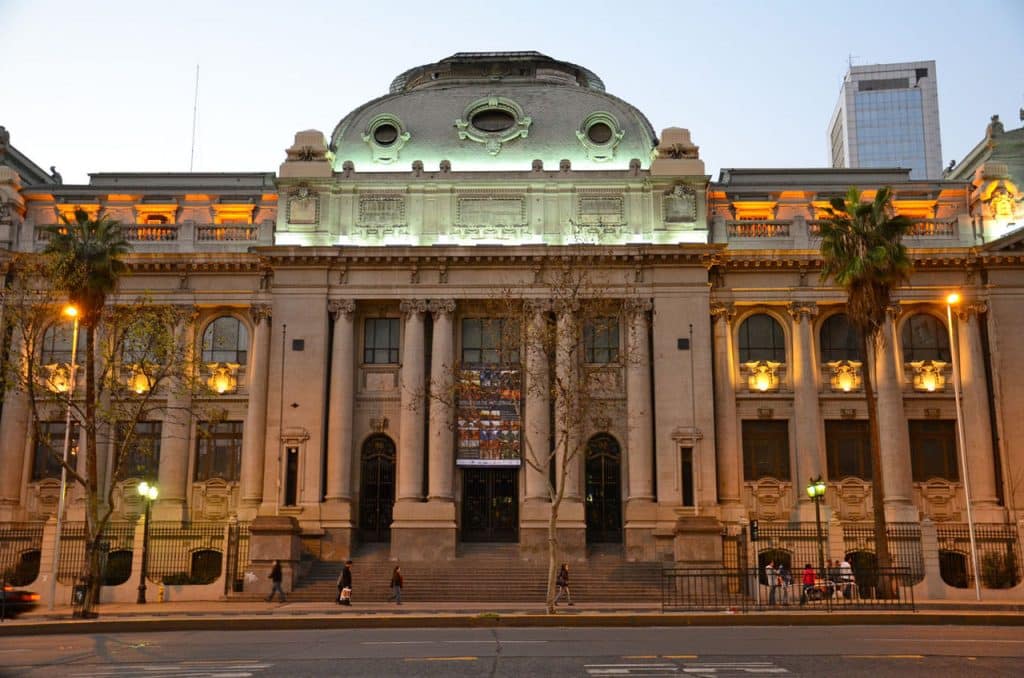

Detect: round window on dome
[373, 123, 399, 146]
[587, 122, 613, 145]
[471, 109, 516, 133]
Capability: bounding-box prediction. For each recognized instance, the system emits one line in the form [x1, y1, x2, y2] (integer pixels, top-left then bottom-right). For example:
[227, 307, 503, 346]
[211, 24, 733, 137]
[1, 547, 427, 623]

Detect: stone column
[554, 302, 585, 559]
[155, 306, 197, 521]
[955, 302, 1003, 521]
[625, 298, 654, 502]
[523, 301, 551, 502]
[0, 336, 30, 520]
[396, 299, 427, 503]
[239, 304, 272, 517]
[711, 302, 744, 521]
[323, 299, 356, 556]
[789, 302, 823, 520]
[427, 299, 456, 502]
[874, 308, 916, 522]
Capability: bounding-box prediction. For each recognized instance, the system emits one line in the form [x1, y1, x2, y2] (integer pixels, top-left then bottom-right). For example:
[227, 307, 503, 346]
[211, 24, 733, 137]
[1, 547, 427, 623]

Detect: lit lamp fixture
[826, 360, 862, 392]
[806, 476, 827, 576]
[744, 360, 782, 392]
[137, 481, 159, 604]
[126, 365, 153, 395]
[206, 362, 240, 394]
[43, 363, 73, 393]
[910, 360, 947, 392]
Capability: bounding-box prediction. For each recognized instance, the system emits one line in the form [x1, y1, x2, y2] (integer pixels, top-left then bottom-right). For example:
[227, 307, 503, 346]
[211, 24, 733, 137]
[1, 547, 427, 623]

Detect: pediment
[981, 224, 1024, 252]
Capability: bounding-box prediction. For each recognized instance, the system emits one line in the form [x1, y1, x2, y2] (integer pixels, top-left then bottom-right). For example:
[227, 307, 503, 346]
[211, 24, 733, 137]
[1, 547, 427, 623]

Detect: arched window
[901, 314, 950, 362]
[202, 316, 249, 365]
[40, 323, 86, 365]
[819, 314, 862, 362]
[190, 549, 223, 584]
[738, 313, 785, 363]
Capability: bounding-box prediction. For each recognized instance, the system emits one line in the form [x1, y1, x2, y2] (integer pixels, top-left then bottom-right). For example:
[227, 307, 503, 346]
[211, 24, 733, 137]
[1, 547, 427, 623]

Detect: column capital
[524, 299, 553, 316]
[171, 304, 199, 325]
[955, 300, 988, 320]
[327, 298, 356, 320]
[249, 304, 272, 325]
[787, 301, 818, 321]
[885, 303, 903, 320]
[400, 299, 428, 318]
[554, 298, 579, 316]
[428, 299, 456, 318]
[710, 301, 736, 322]
[623, 297, 653, 316]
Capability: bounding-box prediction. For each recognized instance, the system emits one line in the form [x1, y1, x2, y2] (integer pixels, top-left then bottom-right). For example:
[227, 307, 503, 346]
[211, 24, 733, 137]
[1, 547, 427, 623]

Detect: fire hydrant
[158, 583, 165, 603]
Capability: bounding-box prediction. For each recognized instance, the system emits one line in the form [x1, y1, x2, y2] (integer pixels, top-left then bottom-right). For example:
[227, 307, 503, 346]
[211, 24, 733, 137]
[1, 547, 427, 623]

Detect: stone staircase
[286, 543, 664, 603]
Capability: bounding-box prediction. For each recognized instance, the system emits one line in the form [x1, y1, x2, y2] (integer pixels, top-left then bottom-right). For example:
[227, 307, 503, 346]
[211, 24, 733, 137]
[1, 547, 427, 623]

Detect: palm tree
[819, 187, 911, 579]
[43, 208, 129, 615]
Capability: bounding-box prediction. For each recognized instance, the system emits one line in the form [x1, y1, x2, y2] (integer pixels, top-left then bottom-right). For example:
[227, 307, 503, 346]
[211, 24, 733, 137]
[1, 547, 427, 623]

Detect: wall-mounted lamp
[126, 364, 153, 395]
[910, 360, 947, 392]
[206, 362, 240, 395]
[744, 360, 782, 392]
[826, 360, 862, 392]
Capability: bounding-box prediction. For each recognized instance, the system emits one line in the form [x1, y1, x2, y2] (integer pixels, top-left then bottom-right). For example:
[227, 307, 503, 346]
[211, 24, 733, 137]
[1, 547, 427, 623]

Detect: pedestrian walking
[337, 560, 353, 606]
[390, 565, 403, 605]
[265, 560, 286, 603]
[765, 560, 778, 605]
[554, 563, 574, 606]
[777, 563, 791, 605]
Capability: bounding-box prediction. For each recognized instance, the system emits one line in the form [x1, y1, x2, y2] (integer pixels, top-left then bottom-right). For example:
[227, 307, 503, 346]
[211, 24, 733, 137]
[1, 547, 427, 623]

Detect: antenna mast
[189, 64, 200, 171]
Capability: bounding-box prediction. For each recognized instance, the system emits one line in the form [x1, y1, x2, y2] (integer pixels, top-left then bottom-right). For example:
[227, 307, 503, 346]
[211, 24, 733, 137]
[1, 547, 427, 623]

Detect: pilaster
[789, 302, 823, 521]
[240, 304, 272, 519]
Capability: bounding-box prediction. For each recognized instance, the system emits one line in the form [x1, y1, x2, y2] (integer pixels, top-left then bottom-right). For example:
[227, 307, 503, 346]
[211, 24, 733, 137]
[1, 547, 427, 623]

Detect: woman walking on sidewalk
[554, 563, 574, 606]
[390, 566, 403, 605]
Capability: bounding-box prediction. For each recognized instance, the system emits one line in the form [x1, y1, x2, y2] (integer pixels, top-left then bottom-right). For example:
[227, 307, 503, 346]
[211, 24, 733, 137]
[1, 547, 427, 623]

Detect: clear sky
[2, 0, 1022, 184]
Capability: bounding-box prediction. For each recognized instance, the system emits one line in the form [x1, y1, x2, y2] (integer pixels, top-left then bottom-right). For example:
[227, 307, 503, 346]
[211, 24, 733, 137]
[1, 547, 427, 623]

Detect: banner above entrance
[456, 368, 521, 467]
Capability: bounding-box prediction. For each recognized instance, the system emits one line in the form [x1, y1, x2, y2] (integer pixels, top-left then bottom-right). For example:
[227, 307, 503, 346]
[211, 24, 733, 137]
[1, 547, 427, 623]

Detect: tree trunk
[863, 332, 894, 593]
[81, 323, 101, 617]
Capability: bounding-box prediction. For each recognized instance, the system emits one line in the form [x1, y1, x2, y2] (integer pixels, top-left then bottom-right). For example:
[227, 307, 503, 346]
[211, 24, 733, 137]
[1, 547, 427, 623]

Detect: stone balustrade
[32, 220, 273, 251]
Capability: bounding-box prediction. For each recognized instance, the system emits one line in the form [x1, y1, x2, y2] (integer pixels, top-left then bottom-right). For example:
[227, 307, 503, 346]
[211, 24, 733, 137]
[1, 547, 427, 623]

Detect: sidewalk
[2, 599, 1022, 636]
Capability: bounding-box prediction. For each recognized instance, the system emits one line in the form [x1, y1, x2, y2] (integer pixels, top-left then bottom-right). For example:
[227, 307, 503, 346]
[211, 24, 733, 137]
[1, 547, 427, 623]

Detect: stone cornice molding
[399, 299, 428, 318]
[787, 301, 818, 321]
[249, 304, 272, 324]
[428, 299, 456, 317]
[327, 299, 356, 320]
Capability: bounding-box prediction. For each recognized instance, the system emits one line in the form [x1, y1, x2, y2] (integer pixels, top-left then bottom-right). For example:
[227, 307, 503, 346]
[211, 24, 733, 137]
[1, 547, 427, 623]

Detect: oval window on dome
[471, 109, 516, 133]
[373, 123, 399, 146]
[587, 122, 613, 145]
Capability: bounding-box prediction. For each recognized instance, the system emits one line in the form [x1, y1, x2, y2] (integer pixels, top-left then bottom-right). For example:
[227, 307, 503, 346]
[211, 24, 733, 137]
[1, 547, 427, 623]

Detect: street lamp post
[136, 481, 159, 604]
[48, 304, 79, 611]
[945, 293, 983, 601]
[807, 477, 827, 576]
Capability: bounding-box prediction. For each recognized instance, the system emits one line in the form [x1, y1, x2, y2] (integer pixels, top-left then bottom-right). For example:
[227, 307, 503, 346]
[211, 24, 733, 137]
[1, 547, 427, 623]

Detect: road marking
[586, 664, 678, 676]
[68, 661, 271, 677]
[843, 655, 924, 659]
[625, 655, 660, 658]
[681, 662, 789, 674]
[404, 656, 478, 662]
[363, 640, 432, 645]
[663, 655, 698, 659]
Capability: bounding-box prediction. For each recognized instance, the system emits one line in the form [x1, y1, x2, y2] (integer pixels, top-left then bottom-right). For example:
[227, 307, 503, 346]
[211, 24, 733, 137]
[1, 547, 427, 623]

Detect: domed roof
[329, 52, 657, 172]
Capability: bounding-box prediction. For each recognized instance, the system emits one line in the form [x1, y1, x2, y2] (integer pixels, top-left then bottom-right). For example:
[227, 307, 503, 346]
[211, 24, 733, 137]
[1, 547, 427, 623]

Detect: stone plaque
[359, 196, 406, 225]
[457, 197, 525, 227]
[663, 184, 697, 223]
[578, 196, 624, 225]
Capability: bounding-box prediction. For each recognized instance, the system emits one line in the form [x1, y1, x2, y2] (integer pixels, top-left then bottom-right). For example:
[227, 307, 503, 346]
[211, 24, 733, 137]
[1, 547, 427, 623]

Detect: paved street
[2, 625, 1022, 677]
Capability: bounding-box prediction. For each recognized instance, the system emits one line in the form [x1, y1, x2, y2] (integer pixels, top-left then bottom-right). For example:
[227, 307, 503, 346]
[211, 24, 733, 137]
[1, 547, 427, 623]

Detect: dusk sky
[2, 0, 1022, 184]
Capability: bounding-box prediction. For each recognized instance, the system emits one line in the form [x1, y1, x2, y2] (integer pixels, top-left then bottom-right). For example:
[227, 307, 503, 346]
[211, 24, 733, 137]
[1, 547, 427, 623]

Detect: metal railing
[56, 521, 135, 584]
[225, 521, 251, 593]
[145, 521, 225, 585]
[662, 567, 915, 612]
[0, 522, 45, 586]
[754, 523, 825, 568]
[843, 522, 925, 585]
[936, 523, 1022, 589]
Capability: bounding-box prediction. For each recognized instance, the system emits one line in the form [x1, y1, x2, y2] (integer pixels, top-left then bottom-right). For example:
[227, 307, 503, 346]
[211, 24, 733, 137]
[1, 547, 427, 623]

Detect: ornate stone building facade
[1, 53, 1023, 601]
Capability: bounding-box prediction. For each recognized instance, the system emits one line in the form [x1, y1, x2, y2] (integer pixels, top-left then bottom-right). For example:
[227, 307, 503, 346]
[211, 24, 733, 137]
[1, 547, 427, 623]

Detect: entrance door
[585, 433, 623, 543]
[358, 434, 396, 542]
[461, 468, 518, 542]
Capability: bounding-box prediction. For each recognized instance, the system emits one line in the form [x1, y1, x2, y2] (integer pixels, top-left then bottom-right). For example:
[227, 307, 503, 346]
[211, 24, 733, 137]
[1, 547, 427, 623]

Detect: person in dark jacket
[390, 565, 403, 605]
[554, 563, 574, 606]
[337, 560, 353, 605]
[266, 560, 286, 603]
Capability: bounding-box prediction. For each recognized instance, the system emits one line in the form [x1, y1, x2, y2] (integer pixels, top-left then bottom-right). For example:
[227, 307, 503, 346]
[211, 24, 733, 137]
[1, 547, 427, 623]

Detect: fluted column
[0, 336, 30, 520]
[955, 302, 1002, 518]
[711, 302, 742, 512]
[325, 299, 356, 504]
[625, 298, 654, 502]
[155, 306, 197, 520]
[427, 299, 456, 502]
[396, 299, 427, 502]
[240, 304, 272, 512]
[523, 301, 551, 501]
[555, 303, 581, 501]
[789, 302, 823, 512]
[874, 307, 916, 521]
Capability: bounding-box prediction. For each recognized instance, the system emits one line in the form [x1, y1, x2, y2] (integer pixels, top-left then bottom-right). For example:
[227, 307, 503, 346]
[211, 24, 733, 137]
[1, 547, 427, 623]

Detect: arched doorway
[358, 434, 396, 542]
[585, 433, 622, 543]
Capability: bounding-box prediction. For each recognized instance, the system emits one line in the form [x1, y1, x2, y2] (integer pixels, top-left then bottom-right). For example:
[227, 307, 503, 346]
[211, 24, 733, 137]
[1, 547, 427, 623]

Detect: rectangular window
[194, 421, 244, 482]
[461, 318, 519, 365]
[118, 421, 162, 481]
[584, 316, 620, 364]
[680, 447, 694, 507]
[363, 318, 400, 364]
[825, 420, 871, 480]
[909, 419, 958, 481]
[742, 420, 790, 481]
[32, 421, 79, 481]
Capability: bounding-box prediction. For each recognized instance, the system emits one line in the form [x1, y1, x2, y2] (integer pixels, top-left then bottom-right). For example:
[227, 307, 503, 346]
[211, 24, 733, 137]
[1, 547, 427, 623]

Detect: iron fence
[842, 522, 924, 585]
[0, 522, 45, 586]
[936, 523, 1022, 589]
[145, 521, 226, 585]
[56, 522, 136, 584]
[225, 521, 251, 593]
[753, 523, 824, 572]
[662, 567, 915, 612]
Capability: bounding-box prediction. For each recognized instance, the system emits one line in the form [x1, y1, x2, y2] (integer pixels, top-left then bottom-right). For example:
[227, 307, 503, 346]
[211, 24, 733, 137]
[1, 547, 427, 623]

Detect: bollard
[158, 582, 165, 603]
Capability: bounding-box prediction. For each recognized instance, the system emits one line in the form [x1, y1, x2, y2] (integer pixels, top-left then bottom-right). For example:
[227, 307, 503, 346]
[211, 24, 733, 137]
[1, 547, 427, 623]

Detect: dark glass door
[461, 468, 518, 542]
[358, 435, 396, 542]
[585, 433, 622, 543]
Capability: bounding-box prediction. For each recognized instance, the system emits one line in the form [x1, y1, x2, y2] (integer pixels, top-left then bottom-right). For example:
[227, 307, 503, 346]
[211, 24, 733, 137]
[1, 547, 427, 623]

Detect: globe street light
[806, 476, 827, 576]
[48, 304, 79, 610]
[136, 481, 159, 604]
[945, 292, 982, 601]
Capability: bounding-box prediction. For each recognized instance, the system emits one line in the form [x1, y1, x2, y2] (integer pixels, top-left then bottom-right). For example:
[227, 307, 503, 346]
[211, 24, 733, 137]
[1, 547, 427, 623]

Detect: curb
[2, 611, 1023, 636]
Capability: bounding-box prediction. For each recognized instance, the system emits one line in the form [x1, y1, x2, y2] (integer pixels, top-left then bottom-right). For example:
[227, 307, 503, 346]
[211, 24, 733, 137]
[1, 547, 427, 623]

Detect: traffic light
[749, 519, 759, 542]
